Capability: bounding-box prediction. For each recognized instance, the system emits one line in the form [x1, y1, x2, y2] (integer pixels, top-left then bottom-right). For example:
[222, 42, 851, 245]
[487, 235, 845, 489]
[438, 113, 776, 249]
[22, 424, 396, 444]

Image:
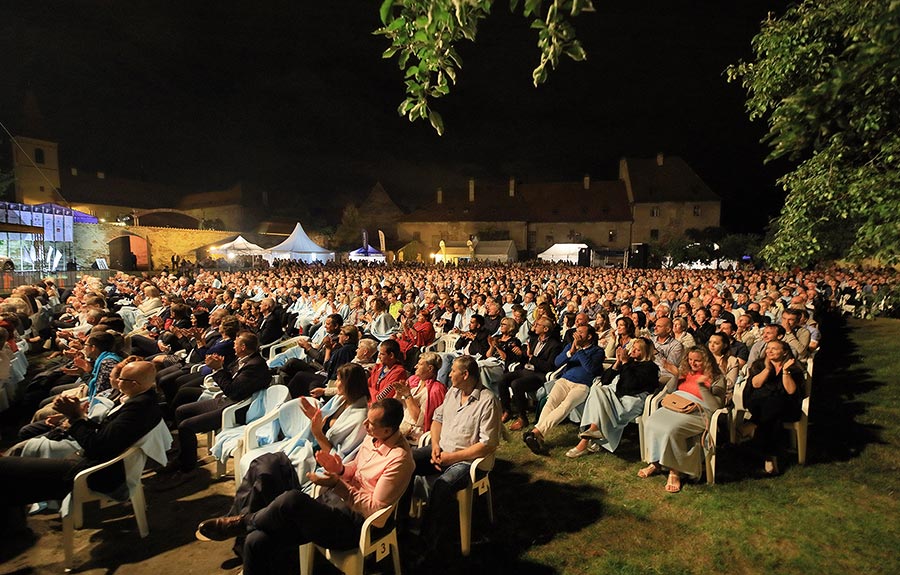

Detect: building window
[650, 229, 659, 241]
[412, 231, 421, 241]
[527, 231, 536, 248]
[39, 186, 45, 192]
[608, 229, 617, 242]
[545, 235, 554, 246]
[34, 148, 45, 164]
[431, 235, 441, 246]
[693, 205, 702, 217]
[651, 206, 660, 217]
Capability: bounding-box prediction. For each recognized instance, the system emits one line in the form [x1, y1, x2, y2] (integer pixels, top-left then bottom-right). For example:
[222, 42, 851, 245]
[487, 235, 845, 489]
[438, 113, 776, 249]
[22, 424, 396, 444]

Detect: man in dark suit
[499, 317, 564, 430]
[255, 298, 283, 347]
[162, 332, 271, 487]
[0, 361, 162, 511]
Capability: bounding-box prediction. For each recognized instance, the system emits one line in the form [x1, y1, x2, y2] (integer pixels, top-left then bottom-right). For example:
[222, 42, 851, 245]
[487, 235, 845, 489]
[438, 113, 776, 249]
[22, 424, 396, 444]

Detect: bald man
[0, 361, 162, 510]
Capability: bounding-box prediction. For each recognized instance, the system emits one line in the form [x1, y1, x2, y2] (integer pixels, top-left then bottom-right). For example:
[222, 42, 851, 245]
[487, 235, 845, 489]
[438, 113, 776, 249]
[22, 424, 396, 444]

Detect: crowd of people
[0, 260, 895, 570]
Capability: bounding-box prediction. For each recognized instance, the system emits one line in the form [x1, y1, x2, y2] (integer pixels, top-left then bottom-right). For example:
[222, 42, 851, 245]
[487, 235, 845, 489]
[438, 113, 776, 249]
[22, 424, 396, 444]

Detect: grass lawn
[448, 315, 900, 575]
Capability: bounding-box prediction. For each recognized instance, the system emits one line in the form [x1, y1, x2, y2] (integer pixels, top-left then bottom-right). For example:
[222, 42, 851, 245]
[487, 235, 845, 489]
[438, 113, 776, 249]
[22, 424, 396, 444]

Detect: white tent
[263, 223, 334, 263]
[432, 240, 518, 264]
[538, 243, 587, 264]
[210, 235, 267, 257]
[348, 244, 385, 262]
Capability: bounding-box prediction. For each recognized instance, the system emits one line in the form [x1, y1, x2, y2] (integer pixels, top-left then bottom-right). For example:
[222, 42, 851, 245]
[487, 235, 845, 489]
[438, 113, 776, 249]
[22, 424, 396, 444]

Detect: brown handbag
[662, 393, 700, 414]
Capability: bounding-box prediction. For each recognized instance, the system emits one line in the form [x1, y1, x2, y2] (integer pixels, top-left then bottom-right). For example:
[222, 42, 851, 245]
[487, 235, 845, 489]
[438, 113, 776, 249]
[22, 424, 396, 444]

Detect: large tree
[376, 0, 590, 134]
[728, 0, 900, 268]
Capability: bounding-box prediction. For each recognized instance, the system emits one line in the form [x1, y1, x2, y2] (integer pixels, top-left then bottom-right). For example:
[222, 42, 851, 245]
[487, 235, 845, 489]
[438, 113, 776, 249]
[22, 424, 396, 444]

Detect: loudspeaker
[577, 247, 591, 267]
[629, 243, 649, 269]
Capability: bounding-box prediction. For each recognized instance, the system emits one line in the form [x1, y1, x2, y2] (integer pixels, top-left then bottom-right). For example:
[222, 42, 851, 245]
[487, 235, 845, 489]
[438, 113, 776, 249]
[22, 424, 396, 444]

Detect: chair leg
[131, 484, 150, 538]
[299, 543, 315, 575]
[63, 515, 75, 571]
[457, 486, 474, 557]
[796, 425, 807, 465]
[206, 430, 215, 455]
[215, 459, 226, 480]
[391, 540, 402, 575]
[637, 418, 646, 463]
[706, 452, 716, 485]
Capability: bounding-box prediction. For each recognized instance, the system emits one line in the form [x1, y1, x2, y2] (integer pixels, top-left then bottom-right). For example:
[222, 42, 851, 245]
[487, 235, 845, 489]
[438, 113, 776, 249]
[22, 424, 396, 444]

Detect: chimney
[583, 174, 591, 190]
[656, 152, 665, 166]
[468, 178, 475, 202]
[436, 187, 443, 204]
[508, 177, 516, 197]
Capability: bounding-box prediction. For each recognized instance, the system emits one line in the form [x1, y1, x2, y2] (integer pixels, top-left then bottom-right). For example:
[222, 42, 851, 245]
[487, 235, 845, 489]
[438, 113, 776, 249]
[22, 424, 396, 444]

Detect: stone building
[398, 156, 721, 259]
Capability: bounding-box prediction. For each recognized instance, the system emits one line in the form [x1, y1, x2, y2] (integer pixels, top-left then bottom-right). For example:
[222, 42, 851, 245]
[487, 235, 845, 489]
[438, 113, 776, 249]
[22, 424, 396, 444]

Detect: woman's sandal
[665, 472, 682, 493]
[637, 463, 662, 479]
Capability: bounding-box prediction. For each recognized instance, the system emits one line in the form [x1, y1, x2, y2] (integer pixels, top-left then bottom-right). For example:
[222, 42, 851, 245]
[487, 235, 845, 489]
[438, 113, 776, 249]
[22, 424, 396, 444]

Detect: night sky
[1, 0, 788, 232]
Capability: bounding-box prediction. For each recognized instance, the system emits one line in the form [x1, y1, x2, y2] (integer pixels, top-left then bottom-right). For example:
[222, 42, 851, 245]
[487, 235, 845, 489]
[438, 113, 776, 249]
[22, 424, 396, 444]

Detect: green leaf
[379, 0, 393, 25]
[429, 110, 445, 135]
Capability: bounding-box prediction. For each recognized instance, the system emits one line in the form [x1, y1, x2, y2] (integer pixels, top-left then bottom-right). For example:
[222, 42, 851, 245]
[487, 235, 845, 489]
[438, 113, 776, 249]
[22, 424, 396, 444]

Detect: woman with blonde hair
[639, 346, 725, 493]
[566, 337, 660, 458]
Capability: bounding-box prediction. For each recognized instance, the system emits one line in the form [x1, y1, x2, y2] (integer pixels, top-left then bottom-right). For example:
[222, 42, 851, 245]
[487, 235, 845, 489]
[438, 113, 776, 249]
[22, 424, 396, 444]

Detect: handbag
[661, 393, 700, 414]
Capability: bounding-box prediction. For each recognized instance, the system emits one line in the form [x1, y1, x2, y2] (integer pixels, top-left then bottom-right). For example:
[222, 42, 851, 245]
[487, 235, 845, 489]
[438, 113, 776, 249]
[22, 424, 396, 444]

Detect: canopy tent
[263, 223, 334, 263]
[432, 240, 518, 264]
[538, 243, 588, 264]
[348, 244, 385, 262]
[209, 235, 267, 257]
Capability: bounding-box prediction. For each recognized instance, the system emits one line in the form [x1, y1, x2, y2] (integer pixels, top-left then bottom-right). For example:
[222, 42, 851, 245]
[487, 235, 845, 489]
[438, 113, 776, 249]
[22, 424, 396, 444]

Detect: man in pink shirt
[195, 398, 413, 574]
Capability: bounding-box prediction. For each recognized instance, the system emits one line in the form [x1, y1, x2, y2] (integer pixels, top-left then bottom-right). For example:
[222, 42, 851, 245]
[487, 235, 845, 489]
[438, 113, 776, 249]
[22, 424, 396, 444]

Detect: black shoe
[196, 515, 247, 541]
[523, 431, 548, 455]
[151, 469, 197, 491]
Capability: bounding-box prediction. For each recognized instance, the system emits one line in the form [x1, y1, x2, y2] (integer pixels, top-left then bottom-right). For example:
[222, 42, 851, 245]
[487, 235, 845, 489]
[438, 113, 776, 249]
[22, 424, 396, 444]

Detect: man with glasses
[501, 317, 563, 430]
[159, 331, 270, 489]
[0, 361, 161, 521]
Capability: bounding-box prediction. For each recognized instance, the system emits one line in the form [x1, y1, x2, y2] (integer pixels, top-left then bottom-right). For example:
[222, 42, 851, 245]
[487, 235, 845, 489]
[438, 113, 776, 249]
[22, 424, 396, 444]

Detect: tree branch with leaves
[728, 0, 900, 268]
[376, 0, 591, 134]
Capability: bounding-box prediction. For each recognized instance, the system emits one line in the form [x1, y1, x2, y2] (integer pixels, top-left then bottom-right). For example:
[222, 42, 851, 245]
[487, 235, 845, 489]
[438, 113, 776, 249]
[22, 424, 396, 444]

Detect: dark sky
[0, 0, 788, 233]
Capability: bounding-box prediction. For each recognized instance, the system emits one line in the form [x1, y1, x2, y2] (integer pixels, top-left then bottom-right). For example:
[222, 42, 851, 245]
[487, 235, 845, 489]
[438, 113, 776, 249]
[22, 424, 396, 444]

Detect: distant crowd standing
[0, 261, 895, 569]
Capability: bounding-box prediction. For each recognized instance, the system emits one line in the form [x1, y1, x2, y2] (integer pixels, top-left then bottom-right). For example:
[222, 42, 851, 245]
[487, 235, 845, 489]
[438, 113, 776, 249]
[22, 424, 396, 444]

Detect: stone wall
[73, 223, 237, 270]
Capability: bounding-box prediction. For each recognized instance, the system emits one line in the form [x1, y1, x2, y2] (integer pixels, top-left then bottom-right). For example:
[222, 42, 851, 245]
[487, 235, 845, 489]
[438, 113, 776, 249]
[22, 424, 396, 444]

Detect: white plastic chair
[205, 392, 254, 458]
[62, 419, 172, 570]
[267, 335, 307, 361]
[647, 391, 726, 484]
[731, 372, 811, 465]
[413, 432, 495, 556]
[210, 384, 290, 482]
[299, 499, 401, 575]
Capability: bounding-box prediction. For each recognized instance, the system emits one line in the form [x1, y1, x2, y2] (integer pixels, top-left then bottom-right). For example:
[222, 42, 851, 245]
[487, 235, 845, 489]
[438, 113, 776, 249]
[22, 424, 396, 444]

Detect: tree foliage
[728, 0, 900, 268]
[333, 204, 363, 249]
[375, 0, 590, 134]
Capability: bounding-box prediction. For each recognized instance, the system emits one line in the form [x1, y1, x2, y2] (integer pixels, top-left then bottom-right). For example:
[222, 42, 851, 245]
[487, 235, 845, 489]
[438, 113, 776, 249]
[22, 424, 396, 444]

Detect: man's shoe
[508, 417, 527, 431]
[523, 431, 548, 455]
[151, 469, 197, 491]
[196, 515, 247, 542]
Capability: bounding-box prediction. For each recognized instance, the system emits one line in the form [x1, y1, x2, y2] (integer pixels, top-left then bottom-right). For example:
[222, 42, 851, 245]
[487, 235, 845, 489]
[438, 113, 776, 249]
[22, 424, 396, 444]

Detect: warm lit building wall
[526, 221, 633, 252]
[73, 223, 238, 270]
[397, 221, 527, 250]
[631, 201, 721, 243]
[11, 136, 60, 204]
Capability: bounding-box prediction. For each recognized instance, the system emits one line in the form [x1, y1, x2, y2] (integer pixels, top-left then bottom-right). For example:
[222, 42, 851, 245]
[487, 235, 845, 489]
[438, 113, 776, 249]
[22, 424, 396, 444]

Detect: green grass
[444, 315, 900, 575]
